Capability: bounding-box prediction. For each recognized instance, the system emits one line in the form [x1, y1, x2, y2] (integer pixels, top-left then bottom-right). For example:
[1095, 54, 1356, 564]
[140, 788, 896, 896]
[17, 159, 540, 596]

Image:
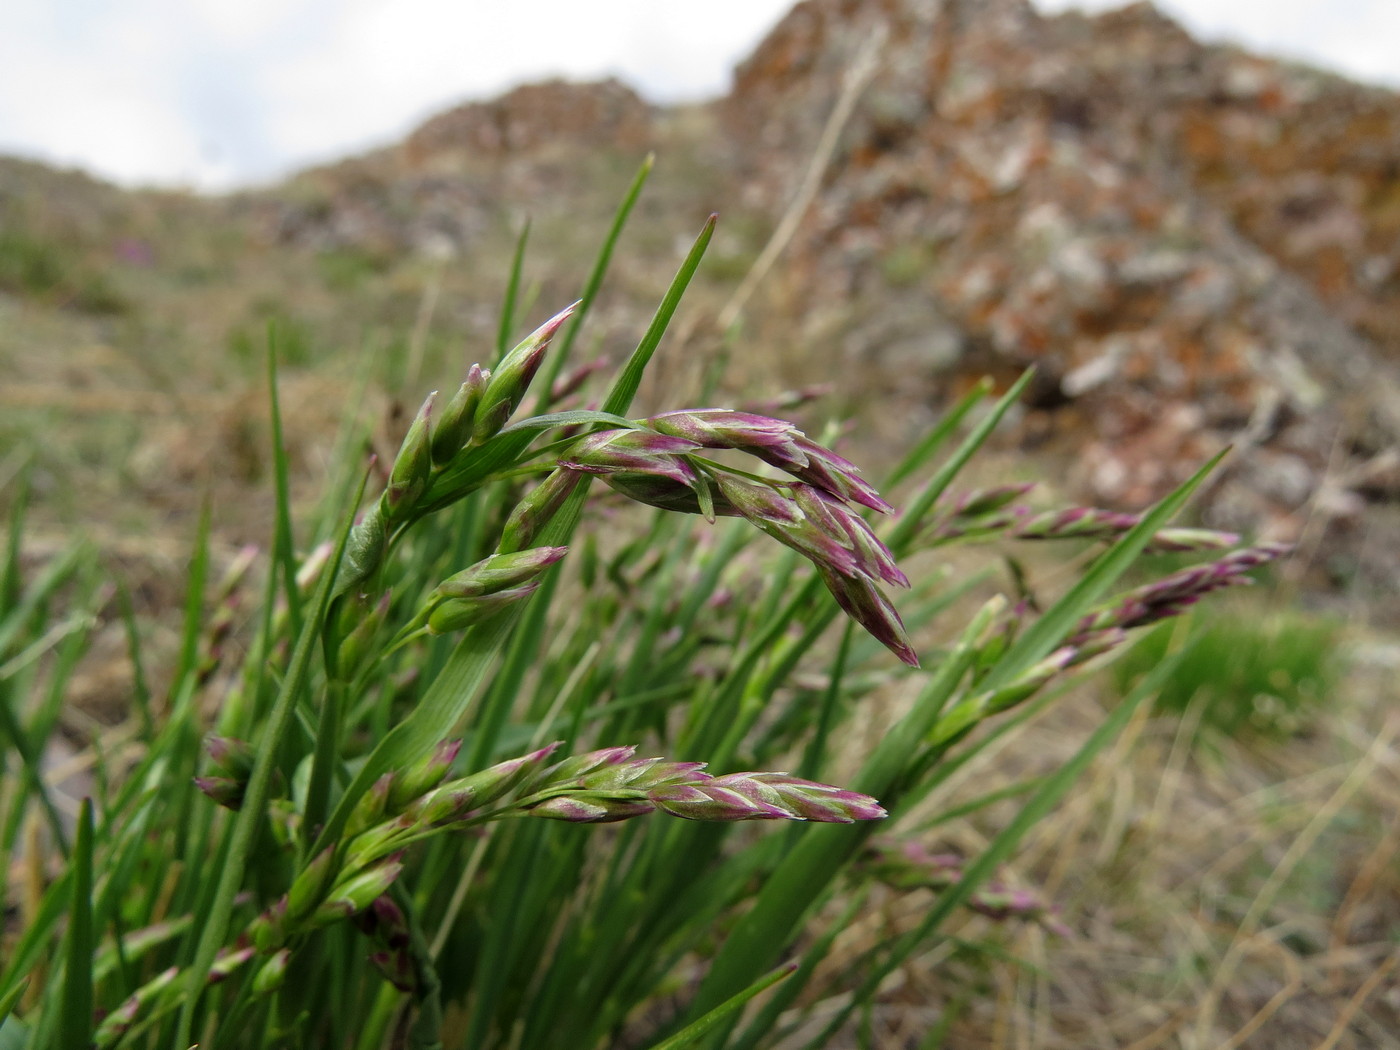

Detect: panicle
[94, 967, 180, 1047]
[1074, 541, 1290, 639]
[251, 950, 292, 997]
[516, 746, 886, 827]
[286, 846, 338, 922]
[427, 583, 540, 634]
[1144, 527, 1242, 553]
[355, 894, 417, 990]
[864, 841, 1070, 935]
[577, 756, 709, 792]
[1011, 506, 1241, 553]
[194, 775, 246, 811]
[346, 773, 396, 838]
[953, 483, 1038, 518]
[791, 484, 908, 587]
[582, 407, 911, 663]
[204, 734, 254, 780]
[651, 771, 885, 823]
[538, 745, 638, 786]
[600, 472, 727, 516]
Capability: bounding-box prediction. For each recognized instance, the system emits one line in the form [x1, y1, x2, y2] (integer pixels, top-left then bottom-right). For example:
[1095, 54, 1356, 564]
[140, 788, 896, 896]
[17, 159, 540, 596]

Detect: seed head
[527, 795, 655, 823]
[752, 433, 893, 514]
[311, 853, 406, 926]
[416, 743, 561, 826]
[559, 428, 702, 488]
[252, 949, 292, 997]
[499, 468, 584, 554]
[650, 772, 885, 823]
[645, 409, 801, 453]
[433, 547, 568, 600]
[428, 583, 540, 634]
[286, 845, 338, 922]
[383, 392, 435, 524]
[431, 363, 489, 466]
[388, 739, 463, 810]
[816, 564, 919, 667]
[194, 775, 246, 811]
[473, 303, 577, 442]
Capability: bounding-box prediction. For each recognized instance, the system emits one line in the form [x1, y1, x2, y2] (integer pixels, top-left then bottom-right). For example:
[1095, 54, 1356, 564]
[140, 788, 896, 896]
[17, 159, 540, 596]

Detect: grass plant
[0, 170, 1284, 1049]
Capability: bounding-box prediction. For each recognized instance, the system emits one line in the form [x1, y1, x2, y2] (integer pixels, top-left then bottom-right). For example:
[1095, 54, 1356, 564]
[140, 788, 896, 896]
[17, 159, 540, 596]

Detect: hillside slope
[5, 0, 1400, 606]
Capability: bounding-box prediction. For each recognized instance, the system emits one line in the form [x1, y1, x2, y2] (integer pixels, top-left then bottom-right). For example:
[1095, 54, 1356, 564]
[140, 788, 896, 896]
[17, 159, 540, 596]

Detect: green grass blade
[1, 460, 28, 617]
[115, 582, 154, 737]
[884, 377, 991, 489]
[0, 674, 72, 862]
[0, 869, 70, 1004]
[975, 449, 1227, 694]
[173, 469, 369, 1050]
[645, 965, 794, 1050]
[57, 799, 94, 1050]
[807, 645, 1192, 1046]
[0, 545, 86, 665]
[731, 892, 866, 1050]
[496, 217, 531, 361]
[537, 154, 654, 408]
[685, 602, 998, 1033]
[173, 499, 212, 686]
[888, 370, 1034, 553]
[0, 979, 27, 1030]
[465, 568, 559, 770]
[301, 678, 344, 858]
[267, 329, 302, 631]
[601, 213, 716, 417]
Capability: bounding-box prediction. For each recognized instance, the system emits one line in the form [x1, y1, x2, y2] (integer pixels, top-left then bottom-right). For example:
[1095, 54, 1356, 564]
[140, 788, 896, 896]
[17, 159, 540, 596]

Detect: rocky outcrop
[718, 0, 1400, 576]
[402, 78, 656, 170]
[259, 79, 658, 256]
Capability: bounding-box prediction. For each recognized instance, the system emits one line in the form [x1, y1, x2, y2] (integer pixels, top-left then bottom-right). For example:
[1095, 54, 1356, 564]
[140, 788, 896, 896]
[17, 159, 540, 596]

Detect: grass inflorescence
[0, 169, 1282, 1049]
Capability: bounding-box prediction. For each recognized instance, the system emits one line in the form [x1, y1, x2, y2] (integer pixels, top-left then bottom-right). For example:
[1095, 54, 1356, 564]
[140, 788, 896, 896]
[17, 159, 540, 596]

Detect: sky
[1, 0, 1397, 192]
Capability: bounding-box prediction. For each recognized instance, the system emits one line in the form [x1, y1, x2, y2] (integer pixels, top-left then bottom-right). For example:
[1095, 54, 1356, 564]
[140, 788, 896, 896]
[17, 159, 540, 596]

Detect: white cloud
[0, 0, 1395, 192]
[255, 1, 796, 179]
[1034, 0, 1400, 88]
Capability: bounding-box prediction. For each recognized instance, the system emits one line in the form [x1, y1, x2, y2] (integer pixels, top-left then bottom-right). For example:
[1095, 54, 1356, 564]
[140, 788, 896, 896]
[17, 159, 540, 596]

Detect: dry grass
[796, 630, 1400, 1049]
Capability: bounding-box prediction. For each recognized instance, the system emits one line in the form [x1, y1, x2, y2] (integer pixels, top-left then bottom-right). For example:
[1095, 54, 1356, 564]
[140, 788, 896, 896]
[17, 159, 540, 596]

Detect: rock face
[719, 0, 1400, 584]
[261, 78, 659, 256]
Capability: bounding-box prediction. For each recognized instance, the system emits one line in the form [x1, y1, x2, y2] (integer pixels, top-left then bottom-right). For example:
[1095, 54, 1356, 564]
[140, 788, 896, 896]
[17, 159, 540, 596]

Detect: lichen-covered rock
[403, 78, 655, 169]
[717, 0, 1400, 573]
